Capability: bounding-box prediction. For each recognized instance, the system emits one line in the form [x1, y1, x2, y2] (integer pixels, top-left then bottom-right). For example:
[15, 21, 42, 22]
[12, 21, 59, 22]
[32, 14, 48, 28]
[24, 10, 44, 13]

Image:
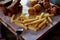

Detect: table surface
[0, 0, 60, 40]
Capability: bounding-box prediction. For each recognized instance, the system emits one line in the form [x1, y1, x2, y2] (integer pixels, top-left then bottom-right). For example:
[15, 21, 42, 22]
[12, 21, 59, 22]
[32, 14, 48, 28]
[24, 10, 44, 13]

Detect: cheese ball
[43, 2, 51, 9]
[28, 7, 37, 15]
[30, 0, 38, 6]
[51, 7, 57, 15]
[33, 4, 42, 12]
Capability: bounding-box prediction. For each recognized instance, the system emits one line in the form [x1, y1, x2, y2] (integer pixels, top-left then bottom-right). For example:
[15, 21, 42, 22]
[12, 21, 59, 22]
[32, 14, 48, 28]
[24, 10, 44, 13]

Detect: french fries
[44, 13, 54, 17]
[28, 25, 37, 31]
[25, 18, 46, 25]
[36, 19, 47, 31]
[41, 25, 46, 30]
[11, 12, 53, 31]
[39, 12, 44, 19]
[11, 15, 16, 23]
[48, 17, 53, 23]
[23, 18, 38, 23]
[46, 20, 50, 25]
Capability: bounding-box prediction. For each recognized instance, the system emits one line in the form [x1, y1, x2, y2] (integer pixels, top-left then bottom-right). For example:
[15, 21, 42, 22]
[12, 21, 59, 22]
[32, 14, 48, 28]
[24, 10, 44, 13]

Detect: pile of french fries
[11, 12, 54, 31]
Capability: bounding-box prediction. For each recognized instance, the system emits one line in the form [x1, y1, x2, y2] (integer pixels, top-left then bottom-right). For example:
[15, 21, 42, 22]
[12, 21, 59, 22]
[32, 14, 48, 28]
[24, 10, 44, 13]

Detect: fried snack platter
[0, 0, 60, 40]
[10, 0, 60, 40]
[10, 0, 58, 31]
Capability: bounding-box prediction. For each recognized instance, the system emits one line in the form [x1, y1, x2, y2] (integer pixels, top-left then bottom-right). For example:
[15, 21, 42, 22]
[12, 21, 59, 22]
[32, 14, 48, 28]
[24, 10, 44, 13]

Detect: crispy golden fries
[25, 18, 46, 25]
[11, 15, 16, 23]
[39, 12, 44, 19]
[11, 12, 53, 31]
[41, 25, 46, 30]
[44, 13, 54, 17]
[23, 18, 38, 23]
[36, 19, 47, 31]
[48, 17, 53, 23]
[28, 25, 37, 31]
[46, 20, 50, 25]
